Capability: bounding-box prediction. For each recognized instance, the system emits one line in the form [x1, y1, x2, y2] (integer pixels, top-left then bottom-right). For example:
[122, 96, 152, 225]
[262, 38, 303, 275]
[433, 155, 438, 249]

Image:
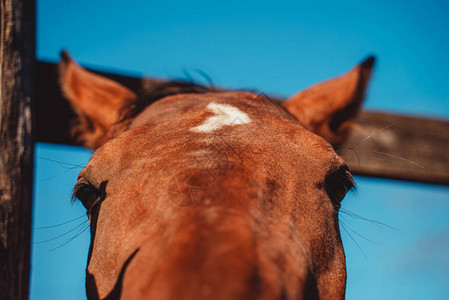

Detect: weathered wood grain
[0, 0, 35, 299]
[341, 111, 449, 185]
[35, 61, 449, 185]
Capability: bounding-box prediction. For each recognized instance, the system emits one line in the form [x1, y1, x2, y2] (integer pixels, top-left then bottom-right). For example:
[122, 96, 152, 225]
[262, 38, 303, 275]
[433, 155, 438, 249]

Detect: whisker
[339, 123, 424, 169]
[337, 146, 361, 168]
[48, 224, 91, 252]
[340, 208, 397, 231]
[37, 156, 86, 168]
[351, 123, 398, 148]
[369, 151, 425, 169]
[33, 215, 86, 229]
[340, 222, 371, 266]
[339, 215, 378, 244]
[33, 219, 88, 244]
[41, 165, 84, 181]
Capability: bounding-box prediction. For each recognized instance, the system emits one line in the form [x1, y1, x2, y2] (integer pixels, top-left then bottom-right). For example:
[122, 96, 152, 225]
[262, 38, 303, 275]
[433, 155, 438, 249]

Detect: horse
[59, 51, 374, 300]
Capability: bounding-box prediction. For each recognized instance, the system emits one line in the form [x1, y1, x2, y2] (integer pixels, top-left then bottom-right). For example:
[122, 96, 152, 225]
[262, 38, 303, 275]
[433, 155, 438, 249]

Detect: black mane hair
[120, 80, 217, 122]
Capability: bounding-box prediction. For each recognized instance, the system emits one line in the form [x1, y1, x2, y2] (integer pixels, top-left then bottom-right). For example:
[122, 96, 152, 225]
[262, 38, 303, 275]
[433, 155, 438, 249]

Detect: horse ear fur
[282, 57, 375, 146]
[58, 51, 136, 149]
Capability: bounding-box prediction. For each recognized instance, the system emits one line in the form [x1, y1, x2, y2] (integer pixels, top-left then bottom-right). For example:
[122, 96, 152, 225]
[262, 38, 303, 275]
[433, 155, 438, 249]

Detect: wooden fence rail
[35, 61, 449, 185]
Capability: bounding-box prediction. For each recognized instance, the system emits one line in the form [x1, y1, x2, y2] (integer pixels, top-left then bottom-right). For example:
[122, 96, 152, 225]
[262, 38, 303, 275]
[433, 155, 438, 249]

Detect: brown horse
[59, 52, 374, 300]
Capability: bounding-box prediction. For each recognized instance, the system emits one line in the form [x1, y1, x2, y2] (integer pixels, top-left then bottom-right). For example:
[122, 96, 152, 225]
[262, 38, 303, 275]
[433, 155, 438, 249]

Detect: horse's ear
[282, 57, 375, 146]
[58, 51, 137, 149]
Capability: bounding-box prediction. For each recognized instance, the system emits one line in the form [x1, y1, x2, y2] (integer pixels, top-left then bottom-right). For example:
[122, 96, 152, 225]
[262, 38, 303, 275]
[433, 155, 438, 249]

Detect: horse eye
[72, 180, 99, 210]
[324, 168, 355, 209]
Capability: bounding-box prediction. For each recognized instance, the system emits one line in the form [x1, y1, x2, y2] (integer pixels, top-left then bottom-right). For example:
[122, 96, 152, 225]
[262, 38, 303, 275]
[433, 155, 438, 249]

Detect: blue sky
[32, 1, 449, 299]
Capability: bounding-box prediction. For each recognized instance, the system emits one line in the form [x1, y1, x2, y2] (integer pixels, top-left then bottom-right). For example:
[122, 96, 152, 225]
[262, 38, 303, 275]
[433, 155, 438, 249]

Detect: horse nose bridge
[120, 211, 258, 299]
[118, 208, 316, 299]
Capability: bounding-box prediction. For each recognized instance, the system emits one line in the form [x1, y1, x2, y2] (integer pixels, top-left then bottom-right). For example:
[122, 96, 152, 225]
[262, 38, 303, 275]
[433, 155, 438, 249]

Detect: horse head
[59, 52, 374, 299]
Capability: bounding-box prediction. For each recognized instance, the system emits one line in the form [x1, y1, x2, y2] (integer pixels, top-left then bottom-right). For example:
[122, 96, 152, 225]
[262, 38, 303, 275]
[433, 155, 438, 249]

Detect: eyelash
[324, 167, 355, 209]
[72, 179, 100, 211]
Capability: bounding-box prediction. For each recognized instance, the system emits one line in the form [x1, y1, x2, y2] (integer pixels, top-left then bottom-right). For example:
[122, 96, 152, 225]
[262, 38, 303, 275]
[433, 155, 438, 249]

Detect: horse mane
[119, 80, 216, 122]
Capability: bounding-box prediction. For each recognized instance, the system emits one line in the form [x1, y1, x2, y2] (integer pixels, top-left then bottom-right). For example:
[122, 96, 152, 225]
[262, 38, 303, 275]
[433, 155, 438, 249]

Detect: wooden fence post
[0, 0, 35, 299]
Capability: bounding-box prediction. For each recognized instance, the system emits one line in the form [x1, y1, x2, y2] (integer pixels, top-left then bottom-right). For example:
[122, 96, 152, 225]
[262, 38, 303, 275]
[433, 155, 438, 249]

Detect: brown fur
[60, 53, 374, 299]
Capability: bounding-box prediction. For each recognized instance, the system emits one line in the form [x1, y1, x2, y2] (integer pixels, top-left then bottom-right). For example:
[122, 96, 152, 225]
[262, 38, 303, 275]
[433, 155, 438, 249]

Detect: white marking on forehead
[190, 102, 251, 133]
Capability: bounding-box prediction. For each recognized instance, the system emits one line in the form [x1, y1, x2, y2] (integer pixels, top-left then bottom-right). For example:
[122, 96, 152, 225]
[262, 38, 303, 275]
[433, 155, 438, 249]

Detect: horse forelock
[119, 80, 215, 123]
